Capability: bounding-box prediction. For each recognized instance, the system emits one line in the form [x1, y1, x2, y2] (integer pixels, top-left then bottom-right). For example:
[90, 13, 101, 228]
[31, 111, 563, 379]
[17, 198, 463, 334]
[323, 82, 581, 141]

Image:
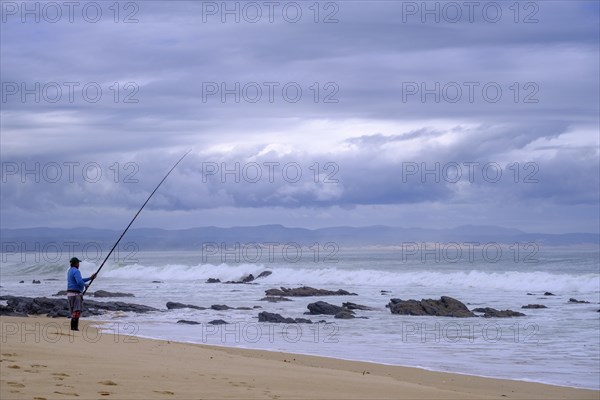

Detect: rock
[259, 296, 292, 303]
[472, 307, 526, 318]
[93, 290, 134, 298]
[342, 302, 374, 311]
[19, 280, 24, 283]
[32, 280, 41, 284]
[152, 280, 163, 283]
[206, 278, 221, 283]
[256, 271, 272, 279]
[389, 296, 475, 317]
[0, 304, 28, 317]
[307, 301, 347, 315]
[211, 304, 232, 311]
[53, 290, 69, 296]
[208, 319, 228, 325]
[544, 292, 556, 296]
[0, 295, 158, 317]
[569, 298, 590, 304]
[526, 293, 534, 295]
[334, 310, 355, 319]
[235, 307, 253, 310]
[265, 286, 357, 297]
[258, 311, 312, 324]
[44, 278, 60, 281]
[241, 274, 255, 283]
[47, 309, 70, 318]
[166, 302, 207, 310]
[177, 320, 200, 325]
[522, 304, 547, 309]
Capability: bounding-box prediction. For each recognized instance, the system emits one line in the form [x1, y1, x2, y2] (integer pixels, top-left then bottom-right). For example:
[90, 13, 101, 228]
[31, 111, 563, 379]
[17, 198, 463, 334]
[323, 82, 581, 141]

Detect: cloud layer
[1, 1, 598, 233]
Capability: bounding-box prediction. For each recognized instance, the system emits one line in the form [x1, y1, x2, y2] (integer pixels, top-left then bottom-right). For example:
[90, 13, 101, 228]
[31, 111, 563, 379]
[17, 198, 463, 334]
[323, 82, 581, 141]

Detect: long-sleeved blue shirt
[67, 267, 91, 292]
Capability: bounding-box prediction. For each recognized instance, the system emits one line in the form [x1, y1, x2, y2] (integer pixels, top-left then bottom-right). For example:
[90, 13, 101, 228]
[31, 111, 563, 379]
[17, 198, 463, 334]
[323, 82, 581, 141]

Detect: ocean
[1, 246, 599, 390]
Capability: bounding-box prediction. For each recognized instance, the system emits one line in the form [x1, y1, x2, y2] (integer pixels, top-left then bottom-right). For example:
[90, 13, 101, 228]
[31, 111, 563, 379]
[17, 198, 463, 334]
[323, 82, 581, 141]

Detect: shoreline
[2, 316, 598, 399]
[125, 330, 597, 392]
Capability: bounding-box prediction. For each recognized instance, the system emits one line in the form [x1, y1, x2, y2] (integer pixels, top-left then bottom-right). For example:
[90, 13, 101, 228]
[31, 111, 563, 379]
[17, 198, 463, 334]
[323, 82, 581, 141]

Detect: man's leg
[71, 311, 81, 331]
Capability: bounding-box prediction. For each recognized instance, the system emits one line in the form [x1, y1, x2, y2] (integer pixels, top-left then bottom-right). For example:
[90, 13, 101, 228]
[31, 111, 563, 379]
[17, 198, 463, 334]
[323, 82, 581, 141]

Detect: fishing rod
[83, 149, 191, 295]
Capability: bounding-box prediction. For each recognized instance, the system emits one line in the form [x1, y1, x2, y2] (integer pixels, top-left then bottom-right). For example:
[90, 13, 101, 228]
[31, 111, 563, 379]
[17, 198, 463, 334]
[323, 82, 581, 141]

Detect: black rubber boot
[71, 318, 79, 331]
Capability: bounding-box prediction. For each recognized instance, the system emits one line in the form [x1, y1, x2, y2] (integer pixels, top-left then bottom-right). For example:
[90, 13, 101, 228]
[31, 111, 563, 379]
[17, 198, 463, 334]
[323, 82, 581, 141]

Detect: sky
[1, 1, 599, 233]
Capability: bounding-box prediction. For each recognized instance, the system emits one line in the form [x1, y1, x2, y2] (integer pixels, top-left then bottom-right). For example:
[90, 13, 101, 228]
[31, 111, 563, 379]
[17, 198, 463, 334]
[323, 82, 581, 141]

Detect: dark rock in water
[206, 278, 221, 283]
[0, 295, 158, 317]
[389, 296, 475, 318]
[152, 280, 163, 283]
[53, 290, 69, 296]
[19, 281, 24, 283]
[522, 304, 547, 309]
[526, 293, 534, 295]
[44, 278, 60, 281]
[307, 301, 347, 315]
[294, 318, 313, 324]
[381, 290, 391, 294]
[224, 275, 259, 284]
[259, 296, 292, 303]
[253, 306, 262, 309]
[208, 319, 228, 325]
[342, 302, 374, 311]
[93, 290, 134, 298]
[569, 298, 591, 304]
[177, 320, 200, 325]
[334, 310, 355, 319]
[258, 311, 312, 324]
[32, 280, 41, 284]
[265, 286, 357, 297]
[235, 307, 253, 310]
[256, 271, 272, 279]
[472, 307, 526, 318]
[211, 304, 232, 311]
[544, 292, 556, 296]
[166, 302, 207, 310]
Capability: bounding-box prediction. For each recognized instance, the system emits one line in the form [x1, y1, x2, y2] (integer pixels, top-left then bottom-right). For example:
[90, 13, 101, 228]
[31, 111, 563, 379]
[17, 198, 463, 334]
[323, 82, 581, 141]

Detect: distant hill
[1, 225, 598, 251]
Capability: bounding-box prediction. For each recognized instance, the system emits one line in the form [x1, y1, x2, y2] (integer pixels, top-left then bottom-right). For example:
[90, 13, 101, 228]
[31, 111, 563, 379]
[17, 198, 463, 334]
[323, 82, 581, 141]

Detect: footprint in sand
[7, 382, 25, 388]
[34, 397, 47, 400]
[153, 390, 175, 395]
[53, 373, 70, 377]
[7, 364, 21, 369]
[53, 391, 79, 396]
[31, 364, 48, 368]
[98, 391, 111, 396]
[2, 353, 17, 357]
[98, 380, 118, 386]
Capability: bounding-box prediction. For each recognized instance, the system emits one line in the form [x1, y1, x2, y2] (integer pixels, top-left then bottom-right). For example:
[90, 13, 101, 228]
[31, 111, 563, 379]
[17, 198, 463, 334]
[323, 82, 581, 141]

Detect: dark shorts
[67, 293, 83, 315]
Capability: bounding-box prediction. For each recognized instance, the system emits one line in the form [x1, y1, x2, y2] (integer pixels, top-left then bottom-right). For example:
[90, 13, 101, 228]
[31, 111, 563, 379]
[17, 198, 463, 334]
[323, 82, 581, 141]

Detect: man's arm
[73, 269, 87, 286]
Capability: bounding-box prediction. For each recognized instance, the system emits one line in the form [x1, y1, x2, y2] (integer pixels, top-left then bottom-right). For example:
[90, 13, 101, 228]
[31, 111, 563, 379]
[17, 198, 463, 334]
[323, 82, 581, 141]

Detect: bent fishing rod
[83, 150, 191, 295]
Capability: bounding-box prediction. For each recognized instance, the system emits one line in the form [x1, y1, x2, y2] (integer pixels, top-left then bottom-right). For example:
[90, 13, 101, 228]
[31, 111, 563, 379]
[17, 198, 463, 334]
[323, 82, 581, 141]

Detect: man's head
[70, 257, 81, 267]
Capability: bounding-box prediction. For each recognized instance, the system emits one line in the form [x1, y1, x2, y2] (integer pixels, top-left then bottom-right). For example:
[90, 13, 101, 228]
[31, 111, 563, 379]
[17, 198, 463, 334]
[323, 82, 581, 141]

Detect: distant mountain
[1, 225, 598, 251]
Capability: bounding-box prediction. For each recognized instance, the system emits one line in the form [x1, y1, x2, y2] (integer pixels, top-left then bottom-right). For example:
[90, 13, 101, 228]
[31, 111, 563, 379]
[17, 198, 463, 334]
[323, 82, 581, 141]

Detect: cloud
[0, 1, 598, 233]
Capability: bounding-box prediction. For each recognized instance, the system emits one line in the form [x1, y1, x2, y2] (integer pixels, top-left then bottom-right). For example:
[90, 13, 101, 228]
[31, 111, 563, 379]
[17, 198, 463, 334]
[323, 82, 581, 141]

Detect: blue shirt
[67, 267, 91, 292]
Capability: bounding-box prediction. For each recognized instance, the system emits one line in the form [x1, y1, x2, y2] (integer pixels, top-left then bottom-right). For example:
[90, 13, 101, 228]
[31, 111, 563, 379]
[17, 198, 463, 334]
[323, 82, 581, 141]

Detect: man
[67, 257, 96, 331]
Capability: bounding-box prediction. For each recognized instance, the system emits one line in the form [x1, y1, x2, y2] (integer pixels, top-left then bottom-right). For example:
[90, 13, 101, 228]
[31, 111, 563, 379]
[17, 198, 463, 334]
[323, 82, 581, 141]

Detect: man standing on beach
[67, 257, 96, 331]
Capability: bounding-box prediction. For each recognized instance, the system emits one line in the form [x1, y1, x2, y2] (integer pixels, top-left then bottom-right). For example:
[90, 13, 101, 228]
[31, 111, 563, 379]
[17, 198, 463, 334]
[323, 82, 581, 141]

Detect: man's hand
[90, 273, 97, 280]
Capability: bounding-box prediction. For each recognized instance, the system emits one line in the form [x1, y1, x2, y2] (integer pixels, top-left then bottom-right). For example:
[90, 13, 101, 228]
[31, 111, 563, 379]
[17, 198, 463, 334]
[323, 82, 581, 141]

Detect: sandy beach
[0, 316, 597, 400]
